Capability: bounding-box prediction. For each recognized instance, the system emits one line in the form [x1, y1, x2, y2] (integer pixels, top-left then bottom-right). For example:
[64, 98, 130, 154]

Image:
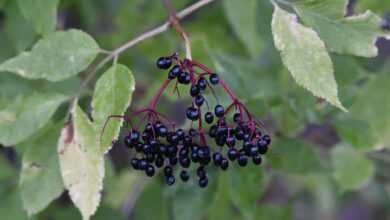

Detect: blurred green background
[1, 0, 390, 219]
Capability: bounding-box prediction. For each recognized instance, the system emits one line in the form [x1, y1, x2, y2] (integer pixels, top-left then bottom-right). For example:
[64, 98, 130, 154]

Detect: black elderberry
[220, 159, 229, 170]
[124, 136, 133, 148]
[131, 158, 139, 170]
[191, 150, 199, 163]
[179, 157, 190, 168]
[228, 148, 238, 161]
[197, 77, 207, 90]
[226, 136, 236, 147]
[252, 154, 262, 165]
[257, 139, 268, 154]
[139, 159, 148, 170]
[183, 135, 192, 146]
[208, 125, 218, 138]
[167, 133, 179, 145]
[195, 95, 205, 106]
[135, 143, 143, 152]
[155, 156, 164, 168]
[145, 165, 155, 177]
[186, 107, 199, 121]
[214, 105, 225, 117]
[262, 135, 271, 145]
[213, 152, 223, 166]
[250, 146, 259, 156]
[164, 166, 173, 176]
[179, 147, 189, 157]
[180, 170, 190, 182]
[178, 72, 191, 84]
[197, 166, 206, 178]
[169, 157, 178, 166]
[166, 176, 175, 186]
[156, 57, 172, 69]
[168, 65, 182, 80]
[145, 153, 155, 163]
[238, 155, 248, 167]
[189, 128, 198, 137]
[204, 112, 214, 124]
[166, 145, 178, 157]
[209, 73, 219, 85]
[142, 144, 152, 154]
[175, 129, 185, 140]
[157, 125, 168, 137]
[233, 113, 242, 123]
[199, 177, 208, 188]
[190, 84, 200, 97]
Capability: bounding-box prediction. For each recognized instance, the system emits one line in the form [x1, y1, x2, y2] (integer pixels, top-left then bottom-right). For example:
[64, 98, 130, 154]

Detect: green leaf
[356, 0, 390, 15]
[254, 204, 292, 220]
[331, 145, 374, 192]
[17, 0, 59, 35]
[104, 171, 139, 209]
[92, 64, 135, 153]
[228, 165, 268, 220]
[271, 4, 346, 111]
[0, 190, 28, 220]
[208, 174, 237, 220]
[19, 122, 64, 216]
[0, 29, 100, 82]
[58, 105, 104, 220]
[222, 0, 264, 57]
[0, 93, 68, 146]
[292, 0, 386, 57]
[3, 1, 37, 52]
[351, 73, 390, 146]
[335, 118, 376, 151]
[133, 181, 169, 220]
[268, 138, 322, 175]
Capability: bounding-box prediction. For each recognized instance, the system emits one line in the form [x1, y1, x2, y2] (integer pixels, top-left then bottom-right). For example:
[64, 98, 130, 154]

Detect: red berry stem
[149, 79, 172, 109]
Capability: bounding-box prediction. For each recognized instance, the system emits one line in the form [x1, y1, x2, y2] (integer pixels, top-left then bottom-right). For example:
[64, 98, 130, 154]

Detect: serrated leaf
[0, 29, 100, 82]
[351, 73, 390, 146]
[19, 122, 64, 216]
[268, 138, 322, 174]
[92, 64, 135, 153]
[291, 0, 386, 57]
[0, 93, 68, 146]
[228, 165, 268, 220]
[331, 145, 374, 192]
[222, 0, 264, 57]
[58, 105, 104, 220]
[271, 4, 346, 111]
[17, 0, 59, 35]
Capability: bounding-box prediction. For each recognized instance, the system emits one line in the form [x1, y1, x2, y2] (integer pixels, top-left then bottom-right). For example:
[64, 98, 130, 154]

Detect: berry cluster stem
[149, 79, 172, 109]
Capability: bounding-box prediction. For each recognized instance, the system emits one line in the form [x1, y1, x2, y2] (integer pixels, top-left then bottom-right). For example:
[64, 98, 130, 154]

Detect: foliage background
[0, 0, 390, 220]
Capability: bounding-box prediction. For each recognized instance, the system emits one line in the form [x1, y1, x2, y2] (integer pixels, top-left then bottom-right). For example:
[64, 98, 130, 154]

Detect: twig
[69, 0, 215, 115]
[162, 0, 193, 59]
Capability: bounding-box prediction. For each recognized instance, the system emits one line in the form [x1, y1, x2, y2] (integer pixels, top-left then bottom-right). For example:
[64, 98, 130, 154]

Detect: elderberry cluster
[117, 54, 271, 188]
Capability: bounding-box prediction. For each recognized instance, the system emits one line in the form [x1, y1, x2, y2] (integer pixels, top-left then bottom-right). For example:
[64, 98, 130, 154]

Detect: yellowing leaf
[58, 105, 104, 220]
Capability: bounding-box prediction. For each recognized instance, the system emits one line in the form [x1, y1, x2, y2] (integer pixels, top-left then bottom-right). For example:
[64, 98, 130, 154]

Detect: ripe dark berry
[124, 136, 133, 148]
[139, 159, 148, 170]
[179, 157, 190, 168]
[209, 73, 219, 85]
[190, 85, 200, 97]
[199, 177, 208, 188]
[252, 154, 262, 165]
[176, 129, 185, 140]
[214, 105, 225, 117]
[197, 77, 207, 90]
[227, 148, 238, 161]
[131, 158, 139, 170]
[196, 166, 206, 178]
[189, 128, 198, 137]
[145, 165, 155, 177]
[155, 156, 164, 167]
[195, 95, 205, 106]
[157, 126, 168, 137]
[233, 113, 242, 123]
[178, 72, 191, 84]
[204, 112, 214, 124]
[262, 135, 271, 145]
[250, 146, 259, 156]
[226, 136, 236, 147]
[209, 125, 218, 138]
[166, 175, 175, 186]
[169, 157, 178, 166]
[186, 107, 199, 121]
[238, 155, 248, 167]
[168, 65, 182, 79]
[180, 170, 190, 182]
[156, 57, 172, 69]
[167, 133, 179, 145]
[213, 152, 223, 166]
[220, 159, 229, 170]
[164, 166, 173, 176]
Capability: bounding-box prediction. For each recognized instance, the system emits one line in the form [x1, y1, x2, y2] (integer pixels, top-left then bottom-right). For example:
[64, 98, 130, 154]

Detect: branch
[71, 0, 215, 110]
